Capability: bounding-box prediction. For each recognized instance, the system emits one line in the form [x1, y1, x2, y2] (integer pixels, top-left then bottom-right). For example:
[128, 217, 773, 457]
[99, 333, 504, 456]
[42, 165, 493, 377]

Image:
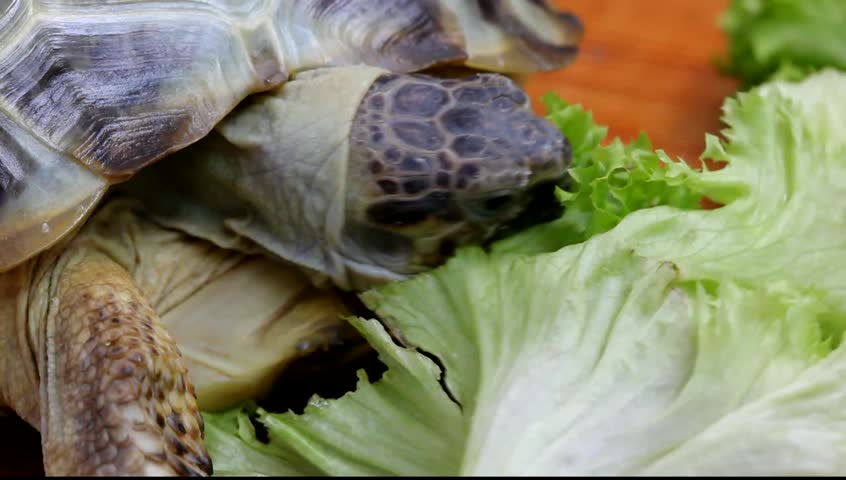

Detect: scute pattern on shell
[0, 0, 283, 178]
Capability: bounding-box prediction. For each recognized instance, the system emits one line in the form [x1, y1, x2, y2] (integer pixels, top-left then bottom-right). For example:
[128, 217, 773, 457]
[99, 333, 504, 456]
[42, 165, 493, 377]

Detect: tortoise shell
[0, 0, 582, 271]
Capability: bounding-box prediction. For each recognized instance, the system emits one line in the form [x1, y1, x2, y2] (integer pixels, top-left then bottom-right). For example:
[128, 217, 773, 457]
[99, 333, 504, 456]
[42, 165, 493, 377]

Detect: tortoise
[0, 0, 582, 476]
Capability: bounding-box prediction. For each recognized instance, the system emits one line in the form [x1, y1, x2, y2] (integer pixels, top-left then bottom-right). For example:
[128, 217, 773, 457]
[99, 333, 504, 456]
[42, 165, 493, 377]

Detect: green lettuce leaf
[720, 0, 846, 86]
[205, 69, 846, 475]
[208, 246, 840, 475]
[602, 68, 846, 331]
[493, 95, 706, 256]
[203, 404, 319, 476]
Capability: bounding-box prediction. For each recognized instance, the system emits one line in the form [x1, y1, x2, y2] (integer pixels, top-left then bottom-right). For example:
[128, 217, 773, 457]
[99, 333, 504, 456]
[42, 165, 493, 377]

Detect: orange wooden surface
[0, 1, 737, 476]
[527, 0, 739, 163]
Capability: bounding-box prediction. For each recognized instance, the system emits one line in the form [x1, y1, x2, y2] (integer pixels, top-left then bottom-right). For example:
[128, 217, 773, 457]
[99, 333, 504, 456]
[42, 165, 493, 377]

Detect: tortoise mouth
[484, 177, 568, 244]
[405, 175, 569, 268]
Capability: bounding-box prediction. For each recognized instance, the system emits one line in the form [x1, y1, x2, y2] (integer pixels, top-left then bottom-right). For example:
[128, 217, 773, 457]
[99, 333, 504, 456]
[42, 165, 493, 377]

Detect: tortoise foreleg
[36, 250, 211, 476]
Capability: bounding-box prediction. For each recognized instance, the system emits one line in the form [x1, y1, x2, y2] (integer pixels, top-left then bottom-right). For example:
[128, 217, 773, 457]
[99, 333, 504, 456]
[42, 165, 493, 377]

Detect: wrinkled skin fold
[0, 197, 358, 475]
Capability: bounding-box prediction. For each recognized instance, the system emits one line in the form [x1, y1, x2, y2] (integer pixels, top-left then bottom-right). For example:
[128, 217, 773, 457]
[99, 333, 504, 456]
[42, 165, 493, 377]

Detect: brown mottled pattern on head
[342, 70, 569, 271]
[350, 72, 568, 228]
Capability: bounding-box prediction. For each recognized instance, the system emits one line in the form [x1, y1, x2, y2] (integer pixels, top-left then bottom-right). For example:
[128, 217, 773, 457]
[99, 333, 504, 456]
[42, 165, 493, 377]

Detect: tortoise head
[121, 66, 571, 291]
[341, 71, 571, 282]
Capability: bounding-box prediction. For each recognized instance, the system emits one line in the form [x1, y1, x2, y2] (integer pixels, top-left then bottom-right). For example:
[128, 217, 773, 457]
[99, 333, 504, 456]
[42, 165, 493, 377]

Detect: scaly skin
[39, 252, 211, 475]
[0, 242, 212, 475]
[0, 198, 357, 475]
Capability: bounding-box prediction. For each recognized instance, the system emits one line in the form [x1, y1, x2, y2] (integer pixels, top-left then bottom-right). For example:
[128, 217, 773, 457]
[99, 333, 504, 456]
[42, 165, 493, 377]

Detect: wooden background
[531, 0, 738, 162]
[0, 0, 737, 476]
